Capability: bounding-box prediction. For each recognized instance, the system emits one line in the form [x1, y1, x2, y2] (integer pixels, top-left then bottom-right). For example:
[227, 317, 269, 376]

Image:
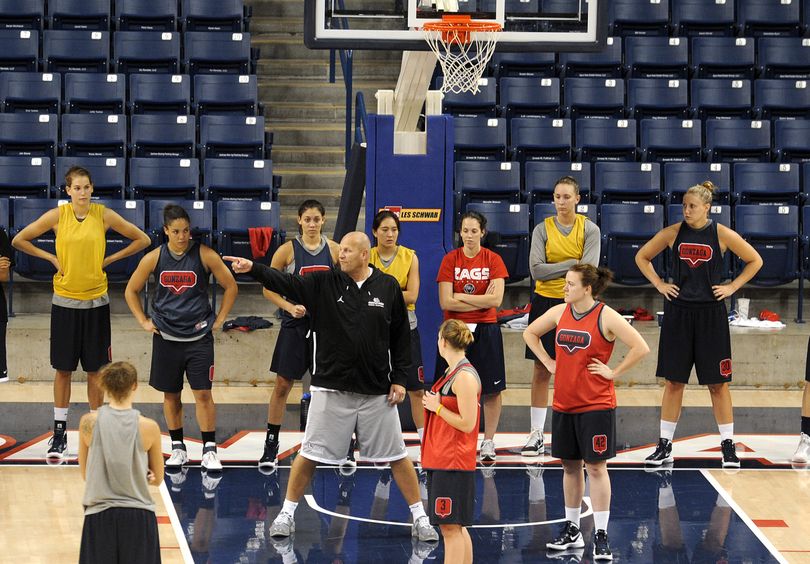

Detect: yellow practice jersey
[535, 214, 586, 299]
[54, 202, 107, 300]
[370, 245, 416, 311]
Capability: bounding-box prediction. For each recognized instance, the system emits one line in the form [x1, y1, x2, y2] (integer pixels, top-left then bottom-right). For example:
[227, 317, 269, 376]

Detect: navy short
[427, 470, 475, 526]
[150, 332, 214, 393]
[79, 507, 160, 564]
[657, 300, 732, 385]
[551, 408, 617, 462]
[435, 322, 506, 395]
[525, 293, 564, 361]
[270, 322, 311, 381]
[406, 328, 425, 391]
[51, 304, 111, 373]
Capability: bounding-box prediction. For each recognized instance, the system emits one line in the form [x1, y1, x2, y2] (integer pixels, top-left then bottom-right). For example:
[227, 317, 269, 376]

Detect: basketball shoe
[201, 443, 222, 472]
[721, 439, 740, 468]
[165, 442, 188, 468]
[792, 433, 810, 463]
[593, 529, 613, 561]
[46, 431, 67, 461]
[258, 439, 279, 470]
[645, 438, 674, 466]
[547, 521, 585, 550]
[521, 429, 545, 456]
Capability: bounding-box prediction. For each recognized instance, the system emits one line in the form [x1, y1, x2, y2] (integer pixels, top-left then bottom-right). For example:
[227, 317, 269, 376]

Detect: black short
[525, 293, 564, 361]
[51, 304, 111, 373]
[150, 332, 214, 393]
[427, 469, 475, 526]
[79, 507, 160, 564]
[406, 328, 425, 391]
[435, 322, 505, 395]
[270, 322, 311, 381]
[551, 408, 617, 462]
[656, 300, 732, 385]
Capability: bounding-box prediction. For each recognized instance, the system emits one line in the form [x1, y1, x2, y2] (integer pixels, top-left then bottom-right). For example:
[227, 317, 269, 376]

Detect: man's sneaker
[721, 439, 740, 468]
[258, 439, 279, 470]
[792, 433, 810, 463]
[547, 521, 585, 551]
[521, 429, 545, 457]
[165, 443, 188, 468]
[480, 439, 497, 462]
[167, 467, 188, 492]
[645, 438, 674, 466]
[593, 529, 613, 561]
[411, 515, 439, 542]
[201, 469, 222, 497]
[269, 511, 296, 537]
[46, 432, 67, 460]
[201, 445, 223, 472]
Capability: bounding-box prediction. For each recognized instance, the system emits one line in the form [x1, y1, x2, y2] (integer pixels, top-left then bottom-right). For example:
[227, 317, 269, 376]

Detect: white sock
[594, 510, 610, 532]
[54, 407, 69, 422]
[409, 500, 427, 522]
[658, 487, 676, 509]
[531, 407, 547, 431]
[565, 506, 581, 527]
[660, 420, 678, 442]
[374, 479, 391, 500]
[416, 427, 424, 444]
[718, 423, 734, 442]
[280, 499, 298, 516]
[528, 474, 546, 502]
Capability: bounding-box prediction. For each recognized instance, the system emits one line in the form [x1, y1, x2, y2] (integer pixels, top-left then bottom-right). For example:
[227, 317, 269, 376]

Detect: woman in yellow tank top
[370, 210, 426, 454]
[521, 176, 601, 457]
[13, 165, 150, 462]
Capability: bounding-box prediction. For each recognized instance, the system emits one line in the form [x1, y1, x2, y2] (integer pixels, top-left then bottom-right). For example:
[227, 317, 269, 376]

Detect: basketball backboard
[304, 0, 607, 52]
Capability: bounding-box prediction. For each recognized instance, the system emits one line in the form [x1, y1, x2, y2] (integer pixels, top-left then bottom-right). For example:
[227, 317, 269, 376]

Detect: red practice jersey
[436, 247, 509, 323]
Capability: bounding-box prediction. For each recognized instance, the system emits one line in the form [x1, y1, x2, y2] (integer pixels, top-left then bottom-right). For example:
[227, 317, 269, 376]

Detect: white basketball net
[424, 27, 500, 95]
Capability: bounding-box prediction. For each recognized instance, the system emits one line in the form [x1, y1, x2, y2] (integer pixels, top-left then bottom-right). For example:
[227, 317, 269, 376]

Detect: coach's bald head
[338, 231, 371, 281]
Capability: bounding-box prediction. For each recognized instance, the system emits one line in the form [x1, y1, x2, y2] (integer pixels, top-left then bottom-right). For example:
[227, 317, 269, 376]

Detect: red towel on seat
[248, 227, 274, 259]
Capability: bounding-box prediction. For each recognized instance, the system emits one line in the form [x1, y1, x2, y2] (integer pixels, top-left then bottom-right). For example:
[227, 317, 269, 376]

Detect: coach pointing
[224, 231, 439, 542]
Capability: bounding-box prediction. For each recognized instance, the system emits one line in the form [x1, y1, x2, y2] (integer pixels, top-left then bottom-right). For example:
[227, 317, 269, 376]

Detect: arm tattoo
[80, 416, 95, 439]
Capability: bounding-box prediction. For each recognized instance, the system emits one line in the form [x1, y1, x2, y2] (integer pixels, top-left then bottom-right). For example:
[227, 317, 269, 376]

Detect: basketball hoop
[423, 15, 501, 95]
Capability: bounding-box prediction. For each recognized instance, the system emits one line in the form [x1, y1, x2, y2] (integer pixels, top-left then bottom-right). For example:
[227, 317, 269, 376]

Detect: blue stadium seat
[525, 161, 592, 205]
[640, 119, 702, 163]
[47, 0, 110, 30]
[670, 0, 735, 37]
[0, 72, 61, 114]
[704, 119, 771, 162]
[183, 31, 254, 74]
[736, 0, 800, 37]
[627, 78, 689, 120]
[453, 117, 508, 161]
[465, 202, 530, 282]
[0, 30, 39, 72]
[202, 158, 274, 202]
[199, 115, 267, 160]
[509, 118, 572, 163]
[575, 119, 637, 162]
[11, 198, 59, 280]
[735, 204, 799, 286]
[129, 74, 191, 115]
[774, 120, 810, 163]
[754, 79, 810, 119]
[593, 162, 661, 204]
[803, 204, 810, 280]
[454, 161, 521, 214]
[0, 197, 8, 229]
[113, 31, 181, 74]
[690, 79, 753, 120]
[609, 0, 669, 36]
[757, 38, 810, 79]
[0, 113, 57, 161]
[131, 114, 196, 158]
[147, 199, 213, 246]
[216, 200, 282, 271]
[115, 0, 177, 32]
[180, 0, 248, 32]
[558, 36, 622, 78]
[60, 114, 127, 158]
[0, 0, 44, 31]
[498, 77, 560, 119]
[129, 157, 199, 200]
[732, 162, 801, 205]
[663, 162, 731, 204]
[624, 37, 689, 78]
[55, 156, 125, 199]
[97, 199, 146, 282]
[600, 203, 665, 285]
[691, 37, 756, 79]
[562, 77, 626, 119]
[441, 78, 498, 117]
[490, 52, 556, 78]
[0, 156, 50, 198]
[533, 202, 598, 227]
[43, 30, 110, 73]
[193, 74, 260, 116]
[63, 73, 125, 114]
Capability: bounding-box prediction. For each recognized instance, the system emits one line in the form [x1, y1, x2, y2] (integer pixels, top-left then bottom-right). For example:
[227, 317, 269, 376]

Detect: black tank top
[280, 236, 333, 328]
[151, 242, 215, 338]
[670, 220, 723, 304]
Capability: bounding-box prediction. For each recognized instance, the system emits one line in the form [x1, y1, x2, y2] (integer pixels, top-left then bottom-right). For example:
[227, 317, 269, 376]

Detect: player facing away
[124, 204, 237, 472]
[78, 362, 164, 564]
[524, 176, 601, 457]
[437, 211, 508, 463]
[635, 182, 762, 468]
[794, 339, 810, 464]
[524, 265, 650, 561]
[422, 319, 481, 564]
[259, 199, 339, 470]
[12, 166, 150, 461]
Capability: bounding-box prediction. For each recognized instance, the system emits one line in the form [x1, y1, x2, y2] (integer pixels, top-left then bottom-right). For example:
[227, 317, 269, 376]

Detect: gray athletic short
[301, 389, 408, 465]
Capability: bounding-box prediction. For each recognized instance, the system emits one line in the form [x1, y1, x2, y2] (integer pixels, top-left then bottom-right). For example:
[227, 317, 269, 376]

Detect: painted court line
[159, 481, 195, 564]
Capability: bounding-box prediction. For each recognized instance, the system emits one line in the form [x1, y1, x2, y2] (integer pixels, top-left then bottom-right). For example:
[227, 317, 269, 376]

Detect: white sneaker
[201, 447, 223, 472]
[412, 515, 439, 542]
[521, 429, 545, 457]
[165, 445, 188, 468]
[0, 373, 9, 383]
[793, 432, 810, 463]
[480, 439, 496, 462]
[269, 511, 296, 537]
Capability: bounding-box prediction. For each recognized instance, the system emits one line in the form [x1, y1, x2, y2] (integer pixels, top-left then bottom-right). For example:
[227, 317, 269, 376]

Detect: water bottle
[300, 392, 311, 431]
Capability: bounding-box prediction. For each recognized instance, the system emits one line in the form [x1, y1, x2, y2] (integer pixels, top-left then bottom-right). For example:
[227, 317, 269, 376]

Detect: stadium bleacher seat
[490, 52, 556, 78]
[593, 162, 661, 204]
[199, 115, 268, 160]
[180, 0, 249, 32]
[0, 30, 39, 72]
[533, 202, 598, 227]
[453, 117, 507, 161]
[113, 31, 181, 74]
[147, 199, 213, 246]
[56, 156, 125, 199]
[216, 200, 282, 276]
[0, 72, 61, 114]
[131, 114, 196, 158]
[11, 198, 59, 280]
[129, 158, 200, 200]
[498, 77, 560, 120]
[736, 0, 801, 37]
[690, 79, 753, 120]
[201, 158, 274, 202]
[663, 162, 731, 204]
[43, 30, 110, 73]
[757, 37, 810, 79]
[47, 0, 110, 30]
[509, 118, 572, 163]
[627, 78, 689, 120]
[562, 77, 625, 119]
[115, 0, 177, 32]
[465, 202, 530, 282]
[193, 74, 260, 116]
[0, 156, 50, 199]
[60, 114, 127, 158]
[454, 161, 521, 213]
[183, 31, 255, 74]
[754, 79, 810, 119]
[525, 161, 592, 205]
[0, 113, 58, 161]
[63, 73, 125, 114]
[704, 119, 771, 162]
[639, 119, 702, 163]
[600, 203, 665, 285]
[441, 78, 498, 117]
[558, 37, 622, 78]
[575, 119, 637, 162]
[691, 37, 756, 79]
[96, 199, 146, 282]
[735, 204, 799, 286]
[774, 120, 810, 163]
[0, 0, 44, 31]
[670, 0, 735, 37]
[732, 162, 801, 205]
[624, 37, 689, 79]
[129, 74, 191, 115]
[609, 0, 669, 36]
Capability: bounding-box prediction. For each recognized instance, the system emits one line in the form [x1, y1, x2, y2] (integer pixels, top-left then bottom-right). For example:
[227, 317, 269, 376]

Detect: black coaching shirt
[670, 220, 724, 304]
